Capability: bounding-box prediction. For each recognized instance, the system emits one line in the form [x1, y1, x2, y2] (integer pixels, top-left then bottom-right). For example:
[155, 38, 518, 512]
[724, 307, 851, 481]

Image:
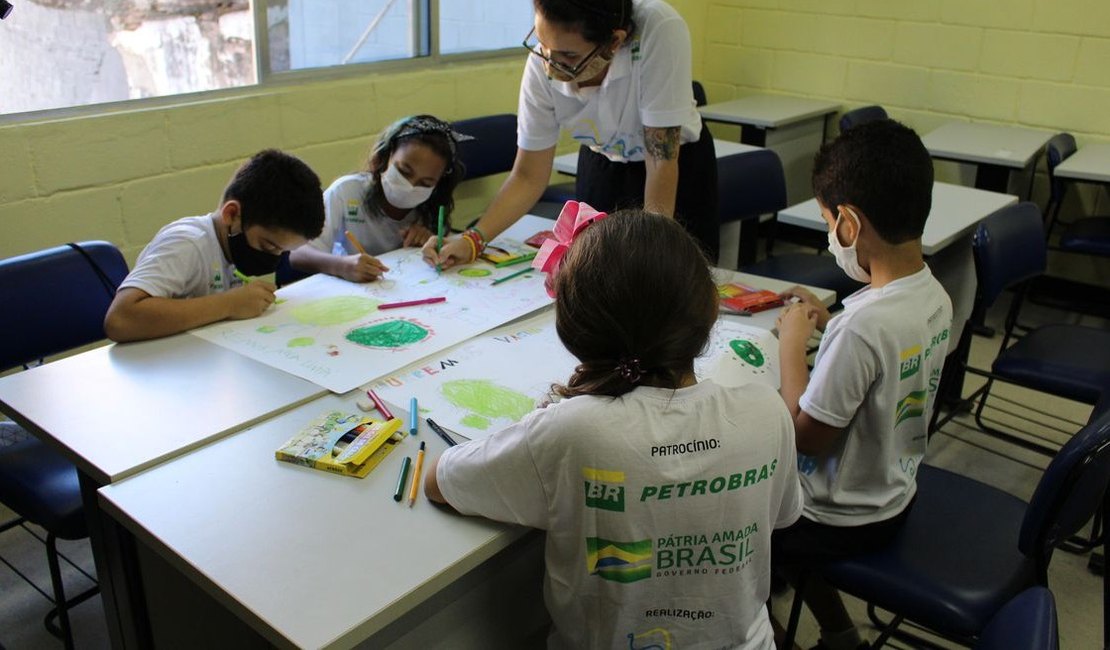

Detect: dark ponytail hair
[553, 210, 718, 399]
[534, 0, 635, 46]
[365, 114, 465, 231]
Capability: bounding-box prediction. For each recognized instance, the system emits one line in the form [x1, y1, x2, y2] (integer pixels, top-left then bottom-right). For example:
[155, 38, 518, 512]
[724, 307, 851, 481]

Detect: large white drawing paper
[191, 238, 553, 394]
[370, 310, 578, 441]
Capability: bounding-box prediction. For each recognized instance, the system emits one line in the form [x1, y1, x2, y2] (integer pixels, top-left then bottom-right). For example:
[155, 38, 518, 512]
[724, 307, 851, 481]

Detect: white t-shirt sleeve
[638, 15, 695, 129]
[517, 59, 562, 152]
[119, 231, 206, 299]
[308, 181, 346, 254]
[436, 414, 549, 529]
[799, 326, 880, 429]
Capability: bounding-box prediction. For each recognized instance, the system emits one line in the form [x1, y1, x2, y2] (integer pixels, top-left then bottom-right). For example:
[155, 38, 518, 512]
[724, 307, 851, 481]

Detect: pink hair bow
[531, 201, 608, 297]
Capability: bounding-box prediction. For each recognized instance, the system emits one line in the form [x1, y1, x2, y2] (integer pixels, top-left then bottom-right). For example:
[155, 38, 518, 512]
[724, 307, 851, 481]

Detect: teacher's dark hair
[553, 210, 718, 399]
[534, 0, 635, 46]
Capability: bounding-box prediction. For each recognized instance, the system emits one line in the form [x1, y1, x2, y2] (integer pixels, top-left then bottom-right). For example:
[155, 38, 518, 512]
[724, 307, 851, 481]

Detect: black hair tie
[616, 357, 643, 384]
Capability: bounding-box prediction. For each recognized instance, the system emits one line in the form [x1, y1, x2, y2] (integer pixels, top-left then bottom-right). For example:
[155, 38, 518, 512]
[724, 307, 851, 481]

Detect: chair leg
[44, 533, 76, 650]
[783, 569, 808, 649]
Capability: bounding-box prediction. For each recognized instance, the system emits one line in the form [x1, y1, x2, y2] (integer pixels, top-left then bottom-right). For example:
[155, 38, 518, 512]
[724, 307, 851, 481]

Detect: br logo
[583, 467, 626, 512]
[899, 345, 922, 381]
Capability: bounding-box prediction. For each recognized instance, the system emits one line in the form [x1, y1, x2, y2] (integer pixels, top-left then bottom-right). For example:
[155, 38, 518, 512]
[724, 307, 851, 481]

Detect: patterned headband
[395, 116, 475, 160]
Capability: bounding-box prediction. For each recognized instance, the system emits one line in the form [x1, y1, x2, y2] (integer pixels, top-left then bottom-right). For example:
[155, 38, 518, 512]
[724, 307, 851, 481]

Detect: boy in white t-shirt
[104, 149, 325, 342]
[773, 120, 953, 650]
[426, 208, 802, 649]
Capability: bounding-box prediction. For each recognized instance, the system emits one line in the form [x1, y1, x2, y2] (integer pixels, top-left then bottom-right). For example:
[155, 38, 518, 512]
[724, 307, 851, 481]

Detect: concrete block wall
[0, 60, 528, 262]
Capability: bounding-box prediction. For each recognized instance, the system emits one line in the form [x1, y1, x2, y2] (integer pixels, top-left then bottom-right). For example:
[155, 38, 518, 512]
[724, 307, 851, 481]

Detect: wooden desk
[1054, 143, 1110, 183]
[699, 94, 840, 205]
[552, 139, 760, 175]
[922, 122, 1053, 197]
[96, 278, 833, 649]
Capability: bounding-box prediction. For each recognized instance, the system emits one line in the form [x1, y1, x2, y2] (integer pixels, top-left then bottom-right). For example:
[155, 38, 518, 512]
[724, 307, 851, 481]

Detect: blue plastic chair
[1045, 133, 1110, 254]
[0, 241, 128, 648]
[451, 114, 518, 181]
[838, 105, 888, 133]
[975, 587, 1059, 650]
[783, 407, 1110, 649]
[951, 202, 1110, 452]
[716, 149, 787, 268]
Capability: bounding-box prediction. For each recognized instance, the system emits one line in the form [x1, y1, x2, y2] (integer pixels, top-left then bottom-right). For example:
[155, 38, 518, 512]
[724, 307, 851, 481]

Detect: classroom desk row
[0, 214, 835, 649]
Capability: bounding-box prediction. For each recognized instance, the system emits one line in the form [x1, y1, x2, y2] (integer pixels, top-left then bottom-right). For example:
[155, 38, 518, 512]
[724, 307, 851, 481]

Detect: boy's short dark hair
[812, 119, 933, 244]
[222, 149, 324, 239]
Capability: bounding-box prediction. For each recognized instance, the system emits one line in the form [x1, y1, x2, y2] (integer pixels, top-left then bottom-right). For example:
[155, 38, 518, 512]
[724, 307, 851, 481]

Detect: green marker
[233, 268, 252, 283]
[393, 456, 412, 502]
[494, 252, 538, 268]
[436, 205, 445, 273]
[491, 267, 533, 285]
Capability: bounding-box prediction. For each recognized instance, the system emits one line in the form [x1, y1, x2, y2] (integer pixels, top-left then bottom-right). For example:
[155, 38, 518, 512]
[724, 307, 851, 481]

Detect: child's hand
[776, 302, 818, 349]
[400, 224, 434, 248]
[342, 253, 389, 282]
[225, 281, 277, 319]
[421, 235, 472, 269]
[779, 285, 831, 331]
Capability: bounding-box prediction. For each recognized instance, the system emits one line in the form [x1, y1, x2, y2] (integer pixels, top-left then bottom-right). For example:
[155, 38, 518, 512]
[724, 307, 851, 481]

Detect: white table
[1054, 143, 1110, 183]
[777, 182, 1018, 256]
[699, 94, 840, 205]
[552, 138, 760, 175]
[922, 122, 1054, 197]
[96, 275, 833, 649]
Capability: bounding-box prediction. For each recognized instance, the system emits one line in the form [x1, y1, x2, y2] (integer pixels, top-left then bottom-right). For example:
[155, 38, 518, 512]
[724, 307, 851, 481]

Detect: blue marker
[409, 397, 419, 436]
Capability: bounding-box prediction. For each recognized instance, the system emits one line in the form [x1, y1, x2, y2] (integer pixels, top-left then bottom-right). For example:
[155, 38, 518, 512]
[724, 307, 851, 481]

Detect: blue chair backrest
[0, 241, 129, 372]
[717, 150, 787, 224]
[692, 80, 707, 107]
[975, 587, 1058, 650]
[451, 114, 518, 180]
[838, 105, 888, 133]
[1045, 133, 1077, 205]
[972, 202, 1046, 308]
[1019, 408, 1110, 564]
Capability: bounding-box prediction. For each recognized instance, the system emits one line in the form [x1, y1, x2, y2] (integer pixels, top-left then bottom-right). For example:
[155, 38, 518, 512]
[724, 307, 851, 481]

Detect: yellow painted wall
[0, 59, 528, 261]
[3, 1, 1110, 262]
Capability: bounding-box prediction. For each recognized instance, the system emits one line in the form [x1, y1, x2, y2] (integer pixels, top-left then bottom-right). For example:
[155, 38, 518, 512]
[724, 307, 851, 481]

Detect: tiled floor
[0, 281, 1105, 649]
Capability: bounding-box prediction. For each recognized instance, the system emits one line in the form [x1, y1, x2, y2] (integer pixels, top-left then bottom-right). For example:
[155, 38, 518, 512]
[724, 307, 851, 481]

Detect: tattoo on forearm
[644, 126, 681, 161]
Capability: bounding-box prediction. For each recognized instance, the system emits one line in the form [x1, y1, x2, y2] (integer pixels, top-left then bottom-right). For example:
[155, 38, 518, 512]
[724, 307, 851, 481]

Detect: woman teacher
[423, 0, 718, 268]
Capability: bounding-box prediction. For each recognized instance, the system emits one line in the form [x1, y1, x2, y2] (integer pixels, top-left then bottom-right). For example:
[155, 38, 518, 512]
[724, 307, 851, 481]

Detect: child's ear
[219, 200, 242, 231]
[840, 204, 866, 240]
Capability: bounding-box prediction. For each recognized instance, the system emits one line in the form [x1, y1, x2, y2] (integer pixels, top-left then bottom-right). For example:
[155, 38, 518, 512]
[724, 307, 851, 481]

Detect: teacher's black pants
[575, 119, 719, 262]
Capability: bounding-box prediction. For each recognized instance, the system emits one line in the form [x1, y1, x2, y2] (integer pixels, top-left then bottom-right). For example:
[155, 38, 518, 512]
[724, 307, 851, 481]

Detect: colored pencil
[493, 252, 538, 268]
[366, 389, 395, 420]
[393, 456, 411, 502]
[408, 441, 426, 507]
[377, 297, 447, 310]
[345, 230, 370, 256]
[409, 397, 419, 436]
[426, 418, 458, 447]
[233, 269, 252, 283]
[491, 267, 532, 285]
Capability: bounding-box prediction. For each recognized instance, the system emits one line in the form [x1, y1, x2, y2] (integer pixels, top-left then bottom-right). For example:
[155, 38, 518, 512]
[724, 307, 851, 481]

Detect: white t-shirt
[307, 173, 421, 256]
[438, 380, 802, 650]
[119, 214, 240, 298]
[517, 0, 703, 163]
[798, 266, 953, 526]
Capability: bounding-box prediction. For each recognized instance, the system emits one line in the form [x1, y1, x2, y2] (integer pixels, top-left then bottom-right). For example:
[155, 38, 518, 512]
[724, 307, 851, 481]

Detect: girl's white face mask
[380, 163, 434, 210]
[827, 207, 871, 283]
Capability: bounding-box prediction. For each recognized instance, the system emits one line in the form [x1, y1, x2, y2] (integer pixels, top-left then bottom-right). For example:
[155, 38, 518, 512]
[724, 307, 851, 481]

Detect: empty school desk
[551, 138, 760, 175]
[0, 334, 326, 648]
[1054, 143, 1110, 184]
[97, 277, 835, 650]
[922, 122, 1053, 198]
[699, 94, 840, 204]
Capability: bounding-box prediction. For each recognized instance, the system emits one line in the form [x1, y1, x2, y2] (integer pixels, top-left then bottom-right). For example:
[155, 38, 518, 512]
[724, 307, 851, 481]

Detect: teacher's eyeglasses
[522, 26, 604, 80]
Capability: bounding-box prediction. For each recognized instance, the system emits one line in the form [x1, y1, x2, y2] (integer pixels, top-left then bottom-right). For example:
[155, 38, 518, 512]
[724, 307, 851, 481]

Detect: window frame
[0, 0, 529, 125]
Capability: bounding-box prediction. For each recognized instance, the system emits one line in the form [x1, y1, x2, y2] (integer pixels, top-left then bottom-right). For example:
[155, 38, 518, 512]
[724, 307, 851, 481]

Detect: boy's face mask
[228, 230, 282, 276]
[827, 207, 871, 283]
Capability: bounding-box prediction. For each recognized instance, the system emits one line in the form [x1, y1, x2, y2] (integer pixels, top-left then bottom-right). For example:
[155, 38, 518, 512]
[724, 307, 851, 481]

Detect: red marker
[377, 297, 446, 310]
[366, 389, 395, 420]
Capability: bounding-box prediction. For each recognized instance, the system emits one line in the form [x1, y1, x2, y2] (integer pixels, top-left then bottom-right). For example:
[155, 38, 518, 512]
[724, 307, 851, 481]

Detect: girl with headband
[291, 114, 465, 282]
